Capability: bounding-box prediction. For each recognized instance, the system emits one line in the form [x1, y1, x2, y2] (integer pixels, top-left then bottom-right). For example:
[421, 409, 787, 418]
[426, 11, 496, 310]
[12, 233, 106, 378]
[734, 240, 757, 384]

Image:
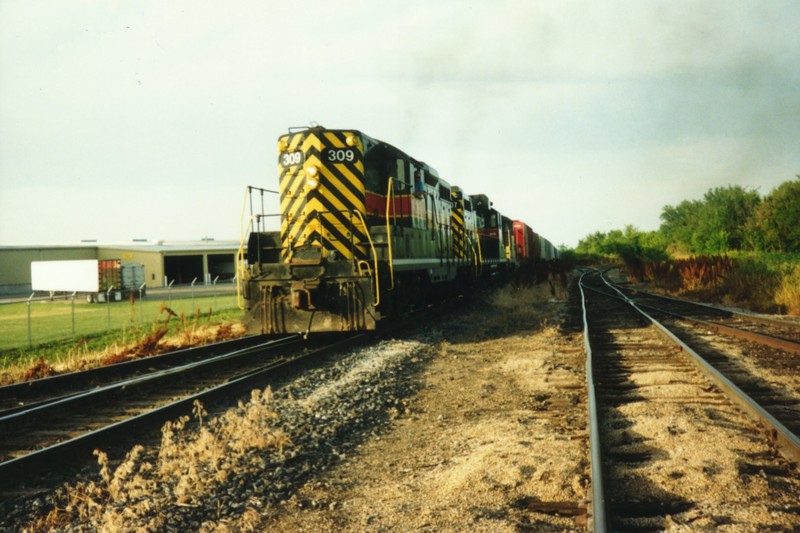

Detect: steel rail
[599, 272, 800, 465]
[0, 335, 268, 403]
[578, 271, 607, 533]
[605, 267, 800, 331]
[582, 283, 800, 355]
[0, 333, 365, 490]
[0, 335, 300, 431]
[632, 301, 800, 355]
[627, 284, 800, 330]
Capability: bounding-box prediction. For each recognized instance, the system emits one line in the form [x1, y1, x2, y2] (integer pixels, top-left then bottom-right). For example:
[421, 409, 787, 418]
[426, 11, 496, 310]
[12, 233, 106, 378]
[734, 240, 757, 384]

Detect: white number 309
[281, 151, 303, 166]
[326, 149, 355, 163]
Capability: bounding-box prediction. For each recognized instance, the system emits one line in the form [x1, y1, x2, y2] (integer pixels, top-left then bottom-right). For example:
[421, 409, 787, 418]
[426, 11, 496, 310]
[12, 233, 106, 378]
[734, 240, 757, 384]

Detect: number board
[279, 151, 304, 166]
[323, 148, 359, 164]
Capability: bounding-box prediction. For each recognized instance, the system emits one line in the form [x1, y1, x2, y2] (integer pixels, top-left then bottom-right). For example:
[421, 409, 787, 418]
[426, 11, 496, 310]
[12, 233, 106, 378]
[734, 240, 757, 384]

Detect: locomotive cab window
[412, 166, 423, 191]
[364, 145, 394, 193]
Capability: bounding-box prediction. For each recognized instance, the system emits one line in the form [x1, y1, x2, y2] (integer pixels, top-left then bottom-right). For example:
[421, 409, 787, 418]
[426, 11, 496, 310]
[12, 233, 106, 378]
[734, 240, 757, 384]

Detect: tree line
[574, 176, 800, 259]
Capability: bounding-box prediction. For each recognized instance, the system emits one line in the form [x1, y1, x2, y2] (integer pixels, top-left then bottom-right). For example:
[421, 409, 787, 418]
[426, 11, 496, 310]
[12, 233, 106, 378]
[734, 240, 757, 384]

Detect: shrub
[640, 254, 798, 314]
[775, 264, 800, 315]
[716, 257, 780, 312]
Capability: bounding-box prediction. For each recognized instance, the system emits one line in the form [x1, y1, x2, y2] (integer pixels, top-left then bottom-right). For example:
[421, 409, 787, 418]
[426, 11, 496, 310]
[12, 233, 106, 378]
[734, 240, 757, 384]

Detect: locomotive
[238, 126, 557, 335]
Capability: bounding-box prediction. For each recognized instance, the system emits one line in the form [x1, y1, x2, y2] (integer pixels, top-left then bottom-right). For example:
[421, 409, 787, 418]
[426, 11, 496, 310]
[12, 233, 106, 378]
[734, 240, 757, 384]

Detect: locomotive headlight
[305, 165, 320, 189]
[277, 139, 287, 154]
[346, 135, 356, 146]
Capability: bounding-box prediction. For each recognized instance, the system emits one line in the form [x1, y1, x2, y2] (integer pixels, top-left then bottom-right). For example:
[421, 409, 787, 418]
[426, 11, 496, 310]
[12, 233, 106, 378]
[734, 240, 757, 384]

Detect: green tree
[694, 185, 760, 253]
[659, 200, 703, 253]
[575, 226, 667, 262]
[752, 176, 800, 252]
[575, 231, 608, 257]
[661, 186, 760, 254]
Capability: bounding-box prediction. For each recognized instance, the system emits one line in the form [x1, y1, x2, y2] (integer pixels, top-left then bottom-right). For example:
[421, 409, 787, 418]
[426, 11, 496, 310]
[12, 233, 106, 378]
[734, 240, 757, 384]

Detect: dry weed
[775, 264, 800, 315]
[489, 285, 552, 321]
[491, 285, 540, 309]
[21, 357, 56, 381]
[28, 387, 289, 532]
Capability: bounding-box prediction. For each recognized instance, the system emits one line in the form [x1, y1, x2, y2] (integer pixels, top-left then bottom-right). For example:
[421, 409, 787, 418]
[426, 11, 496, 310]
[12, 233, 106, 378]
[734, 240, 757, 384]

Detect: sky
[1, 1, 798, 248]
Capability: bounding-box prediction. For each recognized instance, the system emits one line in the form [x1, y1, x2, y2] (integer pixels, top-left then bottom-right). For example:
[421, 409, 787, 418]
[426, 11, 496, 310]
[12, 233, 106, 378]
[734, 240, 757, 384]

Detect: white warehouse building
[0, 240, 239, 297]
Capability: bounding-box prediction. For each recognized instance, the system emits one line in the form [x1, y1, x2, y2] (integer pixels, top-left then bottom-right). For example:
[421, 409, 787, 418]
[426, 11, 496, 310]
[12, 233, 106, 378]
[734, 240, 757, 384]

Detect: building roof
[0, 240, 240, 253]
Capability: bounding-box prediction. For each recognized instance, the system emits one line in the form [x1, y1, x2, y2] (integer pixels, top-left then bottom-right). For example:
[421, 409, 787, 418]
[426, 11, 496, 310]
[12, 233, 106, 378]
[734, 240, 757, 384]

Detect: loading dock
[0, 241, 240, 296]
[164, 255, 204, 285]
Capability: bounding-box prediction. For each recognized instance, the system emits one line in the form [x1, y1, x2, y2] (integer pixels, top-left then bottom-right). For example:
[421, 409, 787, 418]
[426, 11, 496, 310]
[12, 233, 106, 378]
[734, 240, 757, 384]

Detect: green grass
[0, 293, 243, 354]
[727, 251, 800, 268]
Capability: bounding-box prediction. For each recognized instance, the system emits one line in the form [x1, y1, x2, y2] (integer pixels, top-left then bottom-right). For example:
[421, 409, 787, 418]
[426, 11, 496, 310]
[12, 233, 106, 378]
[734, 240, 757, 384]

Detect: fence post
[139, 282, 146, 323]
[27, 293, 34, 348]
[213, 275, 219, 311]
[71, 291, 77, 337]
[106, 286, 113, 330]
[191, 277, 198, 308]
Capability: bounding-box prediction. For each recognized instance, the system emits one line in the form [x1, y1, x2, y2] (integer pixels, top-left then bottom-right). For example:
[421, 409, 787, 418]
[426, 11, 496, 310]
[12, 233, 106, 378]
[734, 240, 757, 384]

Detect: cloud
[1, 0, 799, 247]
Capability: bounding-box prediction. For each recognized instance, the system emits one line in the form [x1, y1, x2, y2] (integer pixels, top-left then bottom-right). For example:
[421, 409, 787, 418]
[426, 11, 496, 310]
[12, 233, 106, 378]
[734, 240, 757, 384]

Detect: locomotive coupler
[290, 281, 317, 310]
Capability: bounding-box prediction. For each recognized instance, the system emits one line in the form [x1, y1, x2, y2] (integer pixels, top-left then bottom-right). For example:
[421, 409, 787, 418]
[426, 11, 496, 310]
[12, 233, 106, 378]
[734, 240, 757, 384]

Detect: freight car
[512, 220, 558, 262]
[238, 126, 557, 335]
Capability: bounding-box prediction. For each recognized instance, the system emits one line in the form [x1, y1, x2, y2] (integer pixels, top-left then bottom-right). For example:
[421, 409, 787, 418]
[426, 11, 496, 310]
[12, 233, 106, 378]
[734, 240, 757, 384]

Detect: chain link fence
[1, 281, 241, 351]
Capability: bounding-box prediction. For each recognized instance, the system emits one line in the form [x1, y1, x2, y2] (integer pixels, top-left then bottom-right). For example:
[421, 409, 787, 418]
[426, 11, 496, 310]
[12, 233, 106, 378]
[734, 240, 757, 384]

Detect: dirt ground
[257, 281, 588, 532]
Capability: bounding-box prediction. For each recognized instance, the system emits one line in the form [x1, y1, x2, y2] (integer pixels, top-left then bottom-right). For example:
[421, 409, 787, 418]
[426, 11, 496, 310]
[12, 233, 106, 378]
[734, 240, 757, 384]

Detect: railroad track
[605, 271, 800, 350]
[600, 272, 800, 439]
[0, 332, 366, 492]
[0, 335, 270, 416]
[579, 269, 800, 531]
[0, 296, 450, 496]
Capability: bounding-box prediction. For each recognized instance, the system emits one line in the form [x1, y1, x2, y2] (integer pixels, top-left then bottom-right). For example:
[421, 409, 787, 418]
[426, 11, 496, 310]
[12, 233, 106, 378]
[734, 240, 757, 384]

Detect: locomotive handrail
[236, 214, 267, 310]
[352, 210, 381, 307]
[237, 185, 256, 310]
[428, 194, 445, 259]
[385, 177, 396, 290]
[469, 235, 480, 279]
[475, 232, 484, 275]
[247, 185, 280, 234]
[238, 185, 281, 310]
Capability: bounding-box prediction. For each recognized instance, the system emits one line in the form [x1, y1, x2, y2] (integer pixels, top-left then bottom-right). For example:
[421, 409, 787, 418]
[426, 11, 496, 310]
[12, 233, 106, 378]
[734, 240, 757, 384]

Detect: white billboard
[31, 260, 100, 292]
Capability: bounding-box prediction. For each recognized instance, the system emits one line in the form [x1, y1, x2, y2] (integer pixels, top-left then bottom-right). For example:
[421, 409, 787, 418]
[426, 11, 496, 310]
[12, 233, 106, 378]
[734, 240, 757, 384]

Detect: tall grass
[640, 253, 800, 315]
[775, 263, 800, 315]
[640, 255, 735, 292]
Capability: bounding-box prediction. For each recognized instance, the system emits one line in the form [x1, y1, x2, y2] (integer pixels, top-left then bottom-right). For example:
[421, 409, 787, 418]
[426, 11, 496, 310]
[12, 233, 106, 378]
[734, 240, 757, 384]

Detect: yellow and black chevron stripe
[451, 193, 467, 259]
[278, 129, 369, 261]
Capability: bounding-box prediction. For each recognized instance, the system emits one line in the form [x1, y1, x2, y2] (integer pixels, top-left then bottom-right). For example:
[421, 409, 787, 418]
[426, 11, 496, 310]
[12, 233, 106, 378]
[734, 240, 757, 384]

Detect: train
[238, 126, 558, 335]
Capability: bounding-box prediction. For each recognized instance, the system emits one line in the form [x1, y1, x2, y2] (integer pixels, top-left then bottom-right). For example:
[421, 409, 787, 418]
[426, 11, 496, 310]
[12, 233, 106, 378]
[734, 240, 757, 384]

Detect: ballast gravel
[10, 335, 434, 531]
